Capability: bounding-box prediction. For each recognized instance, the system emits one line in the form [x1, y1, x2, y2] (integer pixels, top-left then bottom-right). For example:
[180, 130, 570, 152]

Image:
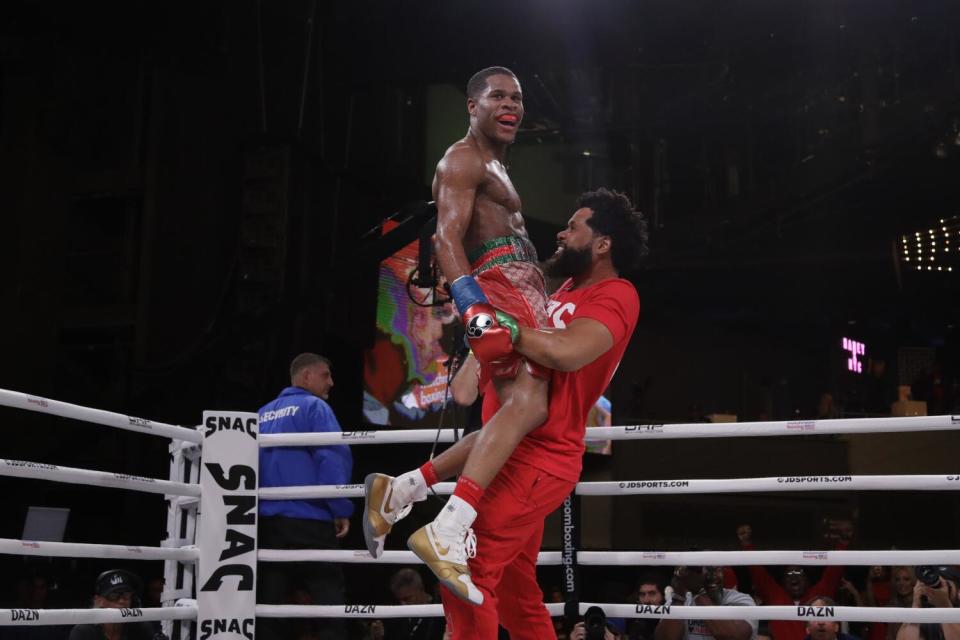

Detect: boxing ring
[2, 387, 960, 640]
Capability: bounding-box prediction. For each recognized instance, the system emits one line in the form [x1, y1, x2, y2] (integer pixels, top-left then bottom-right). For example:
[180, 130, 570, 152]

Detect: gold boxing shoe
[407, 521, 483, 605]
[362, 473, 412, 558]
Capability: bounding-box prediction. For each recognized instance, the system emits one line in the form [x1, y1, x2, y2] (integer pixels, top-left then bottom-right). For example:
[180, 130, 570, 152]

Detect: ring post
[197, 412, 259, 640]
[560, 491, 581, 614]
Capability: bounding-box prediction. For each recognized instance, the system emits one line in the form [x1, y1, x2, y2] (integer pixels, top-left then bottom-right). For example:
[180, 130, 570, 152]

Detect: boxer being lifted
[363, 66, 549, 604]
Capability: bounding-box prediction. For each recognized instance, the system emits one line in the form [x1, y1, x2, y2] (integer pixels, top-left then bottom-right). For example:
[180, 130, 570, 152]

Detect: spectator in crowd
[856, 566, 892, 640]
[627, 574, 666, 640]
[542, 585, 568, 640]
[895, 568, 959, 640]
[2, 569, 67, 640]
[141, 577, 164, 636]
[655, 565, 757, 640]
[370, 568, 445, 640]
[737, 523, 851, 640]
[257, 353, 353, 640]
[816, 392, 841, 420]
[141, 578, 163, 610]
[804, 596, 860, 640]
[863, 566, 892, 608]
[837, 576, 866, 639]
[864, 358, 893, 415]
[68, 570, 161, 640]
[886, 567, 918, 640]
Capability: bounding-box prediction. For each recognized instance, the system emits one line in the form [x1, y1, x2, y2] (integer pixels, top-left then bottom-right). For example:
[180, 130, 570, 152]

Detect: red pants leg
[495, 520, 556, 640]
[442, 458, 574, 640]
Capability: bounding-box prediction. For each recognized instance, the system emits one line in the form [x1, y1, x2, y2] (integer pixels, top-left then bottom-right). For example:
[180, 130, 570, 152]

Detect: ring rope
[0, 605, 197, 626]
[251, 602, 960, 623]
[256, 603, 442, 619]
[0, 459, 201, 497]
[0, 388, 202, 443]
[0, 538, 198, 562]
[258, 414, 959, 447]
[581, 603, 960, 623]
[256, 548, 960, 566]
[579, 474, 960, 495]
[575, 549, 960, 565]
[257, 549, 563, 564]
[259, 481, 453, 500]
[257, 474, 959, 501]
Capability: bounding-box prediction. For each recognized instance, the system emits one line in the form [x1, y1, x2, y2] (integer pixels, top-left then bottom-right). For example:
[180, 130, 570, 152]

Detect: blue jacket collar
[279, 386, 312, 397]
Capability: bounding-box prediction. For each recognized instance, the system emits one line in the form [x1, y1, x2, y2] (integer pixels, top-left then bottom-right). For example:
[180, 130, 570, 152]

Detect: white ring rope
[0, 388, 202, 443]
[260, 430, 456, 447]
[582, 603, 960, 623]
[258, 482, 454, 500]
[0, 459, 201, 497]
[258, 474, 960, 501]
[257, 548, 960, 566]
[575, 549, 960, 565]
[252, 602, 960, 623]
[0, 605, 197, 627]
[578, 474, 960, 495]
[258, 414, 959, 447]
[257, 549, 563, 564]
[256, 603, 442, 619]
[0, 538, 198, 562]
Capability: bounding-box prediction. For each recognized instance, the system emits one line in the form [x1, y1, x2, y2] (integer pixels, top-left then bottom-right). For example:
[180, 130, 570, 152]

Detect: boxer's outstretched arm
[515, 317, 614, 372]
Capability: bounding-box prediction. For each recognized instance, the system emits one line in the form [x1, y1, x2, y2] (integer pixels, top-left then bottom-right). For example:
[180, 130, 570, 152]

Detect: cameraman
[895, 568, 959, 640]
[570, 619, 620, 640]
[655, 566, 757, 640]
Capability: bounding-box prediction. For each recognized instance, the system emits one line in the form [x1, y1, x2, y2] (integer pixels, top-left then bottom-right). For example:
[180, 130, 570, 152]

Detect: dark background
[1, 0, 959, 611]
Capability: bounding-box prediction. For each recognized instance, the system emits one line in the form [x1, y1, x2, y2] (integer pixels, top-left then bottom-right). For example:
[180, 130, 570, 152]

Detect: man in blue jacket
[257, 352, 353, 640]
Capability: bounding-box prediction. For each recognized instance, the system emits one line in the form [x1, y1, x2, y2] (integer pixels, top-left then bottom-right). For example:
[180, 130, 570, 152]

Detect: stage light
[899, 217, 958, 275]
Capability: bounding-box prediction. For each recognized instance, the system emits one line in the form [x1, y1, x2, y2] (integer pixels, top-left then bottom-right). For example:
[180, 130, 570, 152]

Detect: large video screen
[362, 224, 459, 428]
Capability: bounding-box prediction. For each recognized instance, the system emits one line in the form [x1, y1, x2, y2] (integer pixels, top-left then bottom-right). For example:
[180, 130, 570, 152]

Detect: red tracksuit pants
[440, 457, 575, 640]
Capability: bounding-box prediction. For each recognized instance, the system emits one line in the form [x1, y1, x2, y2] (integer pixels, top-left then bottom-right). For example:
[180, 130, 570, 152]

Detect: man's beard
[543, 244, 592, 279]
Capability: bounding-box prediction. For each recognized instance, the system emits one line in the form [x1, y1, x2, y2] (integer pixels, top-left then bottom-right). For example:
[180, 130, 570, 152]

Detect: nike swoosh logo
[382, 485, 395, 515]
[436, 544, 450, 556]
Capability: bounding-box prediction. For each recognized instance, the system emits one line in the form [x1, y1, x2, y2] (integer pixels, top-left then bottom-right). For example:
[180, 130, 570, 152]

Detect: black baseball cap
[95, 570, 140, 597]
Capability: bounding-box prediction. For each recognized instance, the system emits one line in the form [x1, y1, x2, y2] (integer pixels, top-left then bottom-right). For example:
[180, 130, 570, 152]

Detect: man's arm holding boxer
[513, 319, 614, 372]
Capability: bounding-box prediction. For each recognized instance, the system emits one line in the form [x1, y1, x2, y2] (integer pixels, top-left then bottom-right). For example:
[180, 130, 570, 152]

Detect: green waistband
[466, 235, 539, 266]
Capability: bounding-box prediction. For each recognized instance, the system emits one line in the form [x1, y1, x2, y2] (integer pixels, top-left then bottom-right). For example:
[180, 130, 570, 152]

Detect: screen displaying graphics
[362, 222, 459, 428]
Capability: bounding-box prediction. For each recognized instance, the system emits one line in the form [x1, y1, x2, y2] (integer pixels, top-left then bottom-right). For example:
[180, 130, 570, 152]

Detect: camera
[584, 606, 608, 640]
[915, 566, 960, 588]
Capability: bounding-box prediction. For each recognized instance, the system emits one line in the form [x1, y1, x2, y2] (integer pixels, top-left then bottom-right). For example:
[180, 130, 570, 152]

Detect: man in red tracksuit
[363, 188, 648, 638]
[737, 524, 852, 640]
[441, 229, 642, 637]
